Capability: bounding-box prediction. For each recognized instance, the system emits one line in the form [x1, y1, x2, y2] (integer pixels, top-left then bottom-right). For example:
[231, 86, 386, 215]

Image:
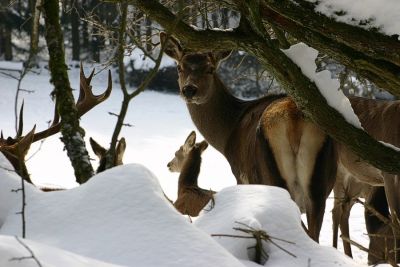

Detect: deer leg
[383, 174, 400, 227]
[331, 198, 341, 248]
[306, 198, 326, 242]
[340, 202, 353, 257]
[307, 137, 337, 243]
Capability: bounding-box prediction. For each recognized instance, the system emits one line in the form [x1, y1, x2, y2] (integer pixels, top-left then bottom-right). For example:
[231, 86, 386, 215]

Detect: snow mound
[0, 164, 244, 267]
[0, 235, 122, 267]
[195, 185, 363, 266]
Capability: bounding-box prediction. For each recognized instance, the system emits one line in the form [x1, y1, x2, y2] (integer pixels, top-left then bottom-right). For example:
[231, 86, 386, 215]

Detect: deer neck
[186, 75, 243, 153]
[178, 152, 202, 195]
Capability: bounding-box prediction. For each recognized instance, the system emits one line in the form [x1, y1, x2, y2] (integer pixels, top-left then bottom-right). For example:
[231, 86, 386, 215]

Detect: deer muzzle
[182, 85, 198, 99]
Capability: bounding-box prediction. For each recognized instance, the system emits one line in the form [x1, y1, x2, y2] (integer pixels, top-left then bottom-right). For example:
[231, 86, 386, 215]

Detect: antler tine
[50, 100, 60, 127]
[22, 64, 111, 144]
[17, 101, 24, 138]
[76, 68, 112, 116]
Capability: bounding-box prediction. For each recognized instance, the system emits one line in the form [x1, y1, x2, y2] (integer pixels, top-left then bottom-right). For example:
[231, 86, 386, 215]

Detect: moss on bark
[43, 0, 94, 184]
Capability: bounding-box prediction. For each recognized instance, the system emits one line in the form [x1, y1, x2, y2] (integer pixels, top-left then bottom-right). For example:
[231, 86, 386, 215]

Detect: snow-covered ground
[0, 62, 373, 266]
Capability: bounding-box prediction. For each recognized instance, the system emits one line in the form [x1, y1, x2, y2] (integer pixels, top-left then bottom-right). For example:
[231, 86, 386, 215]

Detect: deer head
[89, 137, 126, 173]
[167, 131, 208, 172]
[0, 65, 112, 182]
[160, 32, 231, 104]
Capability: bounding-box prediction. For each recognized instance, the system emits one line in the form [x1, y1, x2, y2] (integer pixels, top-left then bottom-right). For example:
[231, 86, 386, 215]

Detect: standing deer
[167, 131, 214, 217]
[337, 96, 400, 260]
[160, 33, 337, 241]
[0, 65, 112, 185]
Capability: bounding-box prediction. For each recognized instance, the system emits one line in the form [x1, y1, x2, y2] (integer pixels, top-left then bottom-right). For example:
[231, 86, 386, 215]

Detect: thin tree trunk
[28, 0, 42, 67]
[42, 0, 94, 184]
[70, 0, 80, 61]
[4, 26, 13, 61]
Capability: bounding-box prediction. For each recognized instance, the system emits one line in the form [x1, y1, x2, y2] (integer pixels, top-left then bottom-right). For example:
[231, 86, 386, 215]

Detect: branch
[131, 0, 400, 174]
[262, 0, 400, 67]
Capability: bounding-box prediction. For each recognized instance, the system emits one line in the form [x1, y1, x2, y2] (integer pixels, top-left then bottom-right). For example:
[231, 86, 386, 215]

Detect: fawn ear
[183, 131, 196, 151]
[160, 32, 183, 61]
[198, 140, 209, 153]
[115, 137, 126, 165]
[89, 137, 106, 158]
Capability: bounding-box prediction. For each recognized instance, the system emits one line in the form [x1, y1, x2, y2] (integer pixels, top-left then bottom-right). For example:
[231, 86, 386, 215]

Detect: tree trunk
[42, 0, 94, 184]
[4, 26, 13, 61]
[70, 0, 80, 61]
[27, 0, 42, 67]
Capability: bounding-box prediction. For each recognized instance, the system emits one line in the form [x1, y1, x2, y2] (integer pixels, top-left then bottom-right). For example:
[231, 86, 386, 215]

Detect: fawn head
[167, 131, 208, 172]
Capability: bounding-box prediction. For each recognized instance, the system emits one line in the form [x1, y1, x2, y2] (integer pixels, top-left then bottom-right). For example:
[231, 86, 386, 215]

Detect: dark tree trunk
[42, 0, 94, 184]
[4, 26, 13, 61]
[70, 1, 80, 61]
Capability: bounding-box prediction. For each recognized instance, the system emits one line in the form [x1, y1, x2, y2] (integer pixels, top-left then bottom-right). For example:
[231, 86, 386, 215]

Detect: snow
[282, 43, 363, 128]
[0, 164, 245, 267]
[0, 235, 122, 267]
[126, 47, 176, 71]
[196, 185, 363, 267]
[0, 161, 364, 266]
[0, 61, 380, 266]
[305, 0, 400, 38]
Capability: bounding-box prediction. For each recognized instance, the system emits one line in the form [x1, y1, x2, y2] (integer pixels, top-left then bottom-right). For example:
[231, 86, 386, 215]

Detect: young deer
[89, 137, 126, 173]
[167, 131, 215, 217]
[0, 65, 112, 184]
[161, 33, 337, 241]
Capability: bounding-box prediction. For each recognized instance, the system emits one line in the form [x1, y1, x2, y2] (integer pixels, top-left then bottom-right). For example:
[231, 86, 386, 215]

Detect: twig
[356, 198, 391, 225]
[341, 235, 381, 259]
[9, 236, 43, 267]
[212, 221, 296, 264]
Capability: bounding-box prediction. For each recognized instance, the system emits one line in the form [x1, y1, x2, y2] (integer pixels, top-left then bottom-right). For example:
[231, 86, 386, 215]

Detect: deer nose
[182, 85, 197, 99]
[167, 162, 171, 168]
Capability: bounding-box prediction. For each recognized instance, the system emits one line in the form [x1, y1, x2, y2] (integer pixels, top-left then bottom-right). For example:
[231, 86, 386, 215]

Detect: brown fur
[168, 131, 214, 217]
[161, 33, 337, 241]
[334, 97, 400, 262]
[89, 137, 126, 173]
[332, 165, 372, 257]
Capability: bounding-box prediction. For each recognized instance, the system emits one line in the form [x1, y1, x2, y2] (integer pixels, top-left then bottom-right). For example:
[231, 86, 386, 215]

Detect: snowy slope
[0, 164, 245, 267]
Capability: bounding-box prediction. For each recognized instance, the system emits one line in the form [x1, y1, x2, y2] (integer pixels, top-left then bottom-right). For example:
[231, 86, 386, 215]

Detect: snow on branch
[282, 43, 362, 129]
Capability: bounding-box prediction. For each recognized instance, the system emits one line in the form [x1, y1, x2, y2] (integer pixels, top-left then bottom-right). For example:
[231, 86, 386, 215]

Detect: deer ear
[198, 140, 209, 153]
[214, 50, 232, 64]
[115, 137, 126, 165]
[89, 137, 106, 159]
[184, 131, 196, 150]
[160, 32, 183, 61]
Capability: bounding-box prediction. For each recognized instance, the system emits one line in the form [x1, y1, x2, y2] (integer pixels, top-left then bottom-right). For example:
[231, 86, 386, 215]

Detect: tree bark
[27, 0, 41, 67]
[70, 0, 80, 61]
[42, 0, 94, 184]
[129, 0, 400, 174]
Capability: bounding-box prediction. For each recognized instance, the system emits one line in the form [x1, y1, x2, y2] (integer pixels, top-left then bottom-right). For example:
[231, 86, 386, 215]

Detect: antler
[0, 65, 112, 180]
[32, 64, 112, 141]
